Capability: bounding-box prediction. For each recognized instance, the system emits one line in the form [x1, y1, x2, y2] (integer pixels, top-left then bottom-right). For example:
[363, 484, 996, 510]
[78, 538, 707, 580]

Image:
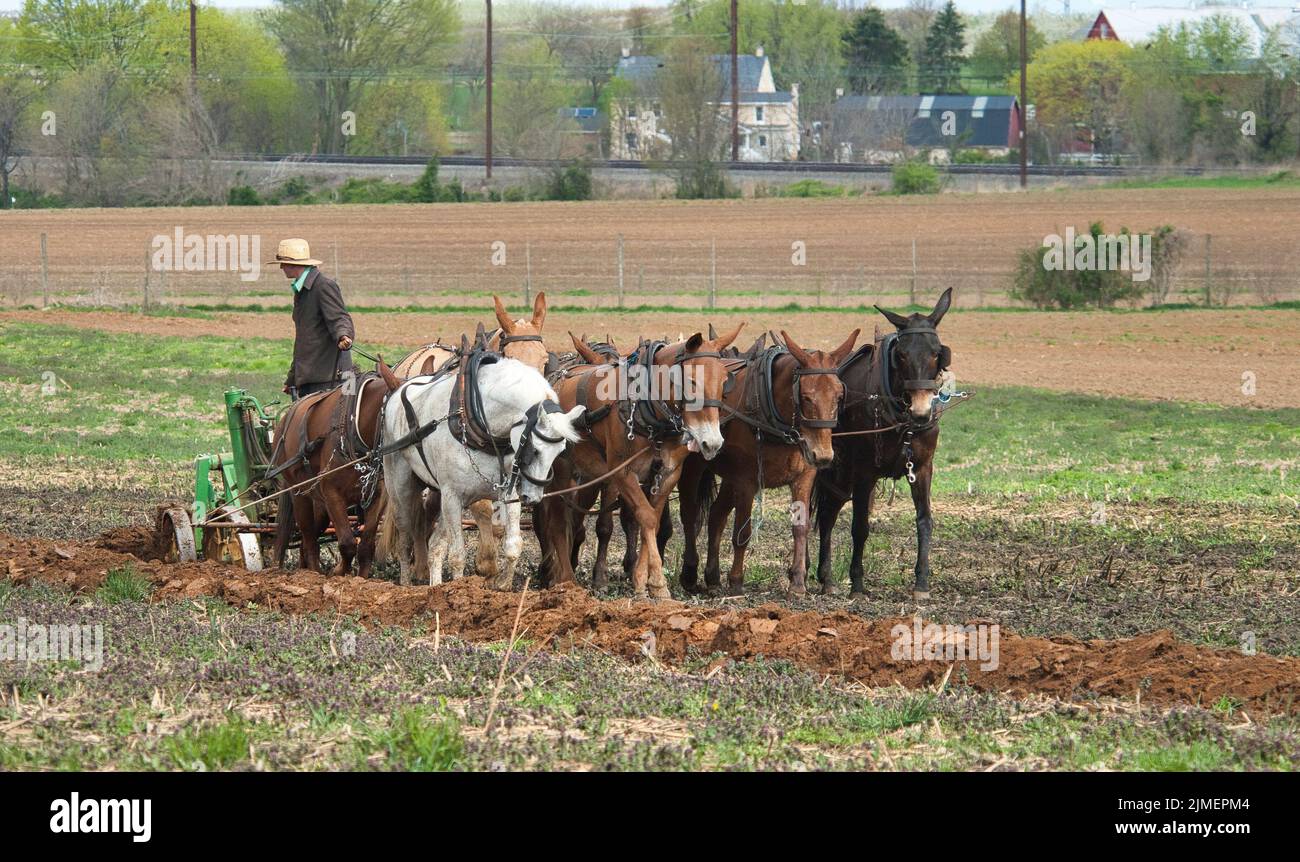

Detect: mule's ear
[475, 322, 489, 349]
[569, 331, 603, 365]
[684, 332, 705, 352]
[830, 328, 860, 365]
[531, 291, 547, 329]
[928, 287, 953, 327]
[711, 322, 744, 351]
[493, 295, 515, 333]
[875, 304, 912, 330]
[780, 330, 813, 366]
[377, 356, 402, 390]
[558, 404, 587, 441]
[708, 322, 718, 340]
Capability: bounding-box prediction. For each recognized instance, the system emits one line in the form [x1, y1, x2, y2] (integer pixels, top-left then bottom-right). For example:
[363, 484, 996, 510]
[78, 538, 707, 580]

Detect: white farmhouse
[608, 48, 801, 162]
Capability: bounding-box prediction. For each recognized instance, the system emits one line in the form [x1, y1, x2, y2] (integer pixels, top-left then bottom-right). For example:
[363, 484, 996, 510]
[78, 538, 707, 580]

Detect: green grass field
[3, 322, 1294, 507]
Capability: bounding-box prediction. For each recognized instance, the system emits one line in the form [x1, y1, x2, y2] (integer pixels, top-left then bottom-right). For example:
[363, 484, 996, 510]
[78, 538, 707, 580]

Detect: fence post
[616, 234, 623, 309]
[910, 238, 917, 307]
[40, 233, 49, 307]
[1203, 233, 1212, 306]
[333, 243, 340, 278]
[709, 238, 717, 310]
[143, 243, 151, 310]
[525, 240, 532, 306]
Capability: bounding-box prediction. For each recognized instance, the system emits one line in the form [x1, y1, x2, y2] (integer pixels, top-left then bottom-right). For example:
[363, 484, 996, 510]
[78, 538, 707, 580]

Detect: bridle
[879, 323, 951, 429]
[622, 339, 731, 443]
[504, 399, 566, 495]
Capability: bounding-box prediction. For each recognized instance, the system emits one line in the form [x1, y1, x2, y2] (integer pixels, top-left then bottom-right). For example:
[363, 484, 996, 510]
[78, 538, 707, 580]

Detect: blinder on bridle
[508, 399, 566, 491]
[890, 324, 952, 392]
[790, 365, 842, 430]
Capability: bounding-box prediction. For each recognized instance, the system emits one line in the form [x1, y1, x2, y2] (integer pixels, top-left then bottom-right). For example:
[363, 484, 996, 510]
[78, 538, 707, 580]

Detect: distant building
[830, 95, 1021, 164]
[609, 48, 800, 162]
[1082, 7, 1300, 58]
[558, 107, 605, 159]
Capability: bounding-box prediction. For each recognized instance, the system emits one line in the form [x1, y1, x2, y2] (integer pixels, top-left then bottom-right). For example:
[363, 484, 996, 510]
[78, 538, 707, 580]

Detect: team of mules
[269, 288, 956, 602]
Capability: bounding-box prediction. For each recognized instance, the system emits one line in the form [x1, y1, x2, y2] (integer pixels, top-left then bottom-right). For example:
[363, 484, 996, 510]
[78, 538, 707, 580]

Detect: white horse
[382, 357, 584, 588]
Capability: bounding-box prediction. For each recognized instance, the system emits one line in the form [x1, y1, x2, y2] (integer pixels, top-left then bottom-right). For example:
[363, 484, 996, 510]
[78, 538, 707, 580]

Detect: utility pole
[1018, 0, 1028, 189]
[485, 0, 493, 181]
[189, 1, 197, 80]
[730, 0, 739, 163]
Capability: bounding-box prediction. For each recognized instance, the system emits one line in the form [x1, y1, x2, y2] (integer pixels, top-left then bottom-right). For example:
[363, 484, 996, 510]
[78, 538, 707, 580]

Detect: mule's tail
[272, 490, 295, 569]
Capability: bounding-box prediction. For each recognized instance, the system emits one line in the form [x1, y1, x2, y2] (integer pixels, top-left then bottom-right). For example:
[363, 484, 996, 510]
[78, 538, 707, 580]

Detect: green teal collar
[292, 267, 315, 293]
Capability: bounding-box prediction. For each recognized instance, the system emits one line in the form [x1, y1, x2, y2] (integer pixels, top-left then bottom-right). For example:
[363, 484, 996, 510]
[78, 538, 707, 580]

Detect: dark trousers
[292, 381, 335, 400]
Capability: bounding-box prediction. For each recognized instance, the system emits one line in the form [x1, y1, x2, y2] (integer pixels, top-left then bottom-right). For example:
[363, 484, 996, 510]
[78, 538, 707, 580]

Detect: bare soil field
[5, 304, 1296, 407]
[2, 188, 1298, 307]
[6, 530, 1300, 716]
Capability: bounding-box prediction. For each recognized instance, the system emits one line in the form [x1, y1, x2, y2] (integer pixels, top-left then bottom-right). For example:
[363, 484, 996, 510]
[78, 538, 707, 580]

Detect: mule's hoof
[848, 589, 867, 600]
[788, 583, 807, 598]
[725, 585, 744, 597]
[912, 590, 931, 602]
[819, 582, 836, 597]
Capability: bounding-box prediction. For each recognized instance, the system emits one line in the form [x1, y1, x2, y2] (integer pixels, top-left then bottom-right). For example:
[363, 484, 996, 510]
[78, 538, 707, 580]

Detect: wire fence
[3, 230, 1296, 312]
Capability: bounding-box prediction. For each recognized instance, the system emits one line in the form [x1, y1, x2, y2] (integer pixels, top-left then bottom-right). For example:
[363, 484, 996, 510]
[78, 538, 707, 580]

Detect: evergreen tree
[919, 1, 966, 94]
[841, 8, 909, 95]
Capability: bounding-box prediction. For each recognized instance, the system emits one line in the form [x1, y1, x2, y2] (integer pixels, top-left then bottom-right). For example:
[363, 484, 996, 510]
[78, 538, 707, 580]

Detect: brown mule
[673, 329, 859, 596]
[536, 325, 743, 598]
[270, 359, 401, 578]
[392, 293, 550, 379]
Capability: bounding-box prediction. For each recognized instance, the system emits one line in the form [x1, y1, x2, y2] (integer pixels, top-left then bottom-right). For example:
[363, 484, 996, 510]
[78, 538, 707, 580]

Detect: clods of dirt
[4, 531, 1298, 716]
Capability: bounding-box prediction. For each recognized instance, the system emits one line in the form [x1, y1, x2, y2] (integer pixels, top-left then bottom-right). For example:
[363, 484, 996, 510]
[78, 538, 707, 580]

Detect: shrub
[1011, 221, 1150, 309]
[411, 158, 441, 203]
[97, 565, 153, 604]
[336, 178, 413, 204]
[226, 185, 262, 206]
[778, 179, 848, 197]
[674, 161, 737, 199]
[546, 159, 593, 201]
[891, 160, 940, 195]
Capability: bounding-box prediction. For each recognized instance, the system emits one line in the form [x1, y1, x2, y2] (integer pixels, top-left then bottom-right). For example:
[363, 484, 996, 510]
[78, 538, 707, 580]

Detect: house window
[627, 105, 637, 120]
[755, 106, 764, 123]
[625, 132, 638, 152]
[652, 103, 662, 118]
[758, 134, 768, 148]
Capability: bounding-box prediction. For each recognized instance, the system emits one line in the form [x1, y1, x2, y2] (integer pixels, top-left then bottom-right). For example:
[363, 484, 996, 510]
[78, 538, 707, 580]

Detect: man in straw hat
[269, 238, 355, 399]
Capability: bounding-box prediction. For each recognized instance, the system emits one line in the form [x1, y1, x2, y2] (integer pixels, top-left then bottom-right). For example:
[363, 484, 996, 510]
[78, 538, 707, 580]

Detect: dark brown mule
[814, 288, 954, 599]
[536, 326, 743, 598]
[673, 328, 859, 596]
[270, 360, 401, 578]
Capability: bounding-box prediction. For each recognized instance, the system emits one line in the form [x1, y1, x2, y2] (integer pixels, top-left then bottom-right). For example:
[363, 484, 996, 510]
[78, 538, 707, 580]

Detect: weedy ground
[2, 579, 1297, 772]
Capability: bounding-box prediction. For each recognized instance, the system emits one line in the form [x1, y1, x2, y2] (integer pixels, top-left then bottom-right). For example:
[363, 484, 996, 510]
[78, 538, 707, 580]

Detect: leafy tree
[918, 0, 965, 93]
[841, 8, 909, 95]
[0, 19, 41, 208]
[1021, 39, 1132, 157]
[491, 37, 577, 158]
[969, 10, 1044, 85]
[267, 0, 459, 154]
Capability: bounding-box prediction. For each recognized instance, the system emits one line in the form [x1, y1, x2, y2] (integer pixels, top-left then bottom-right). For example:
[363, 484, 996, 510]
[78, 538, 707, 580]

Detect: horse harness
[838, 323, 954, 483]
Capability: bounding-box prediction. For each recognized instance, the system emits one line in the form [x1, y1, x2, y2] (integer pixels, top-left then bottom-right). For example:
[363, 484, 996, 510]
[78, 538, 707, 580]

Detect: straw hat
[267, 238, 322, 267]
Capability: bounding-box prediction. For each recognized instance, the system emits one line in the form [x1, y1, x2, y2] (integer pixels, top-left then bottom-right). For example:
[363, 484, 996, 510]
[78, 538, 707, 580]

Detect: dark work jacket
[286, 268, 356, 387]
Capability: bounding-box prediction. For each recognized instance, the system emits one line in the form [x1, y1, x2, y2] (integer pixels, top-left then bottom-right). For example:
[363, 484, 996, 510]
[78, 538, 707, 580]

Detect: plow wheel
[203, 506, 265, 572]
[156, 505, 197, 564]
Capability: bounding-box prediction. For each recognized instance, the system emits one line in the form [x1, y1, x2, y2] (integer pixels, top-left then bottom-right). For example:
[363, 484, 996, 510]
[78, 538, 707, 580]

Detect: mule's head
[510, 396, 585, 505]
[875, 288, 953, 421]
[781, 328, 858, 468]
[669, 323, 743, 461]
[493, 293, 549, 373]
